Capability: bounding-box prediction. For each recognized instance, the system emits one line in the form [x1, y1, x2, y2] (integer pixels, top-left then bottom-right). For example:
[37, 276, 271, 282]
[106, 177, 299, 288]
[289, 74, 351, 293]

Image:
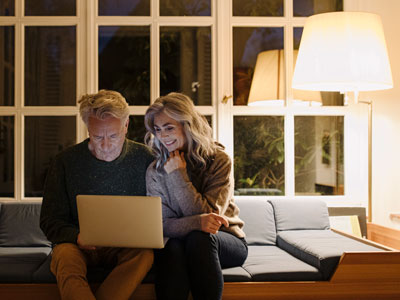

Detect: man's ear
[123, 117, 129, 133]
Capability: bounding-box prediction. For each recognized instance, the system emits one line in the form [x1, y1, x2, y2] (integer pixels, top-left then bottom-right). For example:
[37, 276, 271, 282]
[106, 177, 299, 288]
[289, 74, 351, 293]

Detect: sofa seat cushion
[277, 230, 384, 279]
[33, 252, 156, 284]
[242, 245, 322, 281]
[0, 203, 51, 247]
[0, 247, 51, 282]
[235, 199, 276, 245]
[222, 266, 252, 282]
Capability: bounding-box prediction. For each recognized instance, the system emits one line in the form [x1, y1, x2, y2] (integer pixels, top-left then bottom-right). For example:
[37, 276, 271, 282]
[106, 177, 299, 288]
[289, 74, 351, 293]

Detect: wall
[346, 0, 400, 229]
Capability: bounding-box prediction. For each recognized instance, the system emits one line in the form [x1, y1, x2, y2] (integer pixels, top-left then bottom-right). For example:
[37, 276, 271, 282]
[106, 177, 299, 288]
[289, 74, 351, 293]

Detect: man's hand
[164, 150, 186, 174]
[77, 233, 96, 250]
[200, 213, 229, 234]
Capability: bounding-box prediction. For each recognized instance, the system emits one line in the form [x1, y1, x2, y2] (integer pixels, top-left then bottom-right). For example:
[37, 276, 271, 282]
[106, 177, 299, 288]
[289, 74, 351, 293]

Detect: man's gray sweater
[40, 138, 154, 245]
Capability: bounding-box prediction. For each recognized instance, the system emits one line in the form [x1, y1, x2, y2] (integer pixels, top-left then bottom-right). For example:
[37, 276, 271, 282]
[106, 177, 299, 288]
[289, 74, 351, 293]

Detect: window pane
[205, 115, 211, 128]
[160, 27, 211, 105]
[293, 27, 343, 106]
[293, 0, 342, 17]
[233, 0, 283, 16]
[25, 0, 76, 16]
[25, 26, 76, 106]
[295, 116, 344, 195]
[160, 0, 211, 16]
[0, 26, 14, 106]
[233, 27, 284, 105]
[25, 116, 76, 197]
[0, 116, 14, 197]
[99, 0, 150, 16]
[99, 26, 150, 106]
[234, 116, 284, 196]
[128, 115, 146, 144]
[0, 1, 14, 16]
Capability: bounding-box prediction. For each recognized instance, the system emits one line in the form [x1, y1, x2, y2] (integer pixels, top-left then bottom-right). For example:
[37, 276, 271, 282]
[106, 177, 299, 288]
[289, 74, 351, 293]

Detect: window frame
[215, 0, 368, 207]
[0, 0, 368, 208]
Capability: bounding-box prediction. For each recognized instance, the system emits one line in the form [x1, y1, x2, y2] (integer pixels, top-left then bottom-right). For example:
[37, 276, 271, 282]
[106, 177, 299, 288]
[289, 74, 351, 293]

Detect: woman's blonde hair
[78, 90, 129, 125]
[144, 92, 222, 171]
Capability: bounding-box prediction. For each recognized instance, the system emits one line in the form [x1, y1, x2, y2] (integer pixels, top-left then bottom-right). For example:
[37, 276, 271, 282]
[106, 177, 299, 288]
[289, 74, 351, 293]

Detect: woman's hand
[200, 213, 229, 234]
[164, 150, 186, 174]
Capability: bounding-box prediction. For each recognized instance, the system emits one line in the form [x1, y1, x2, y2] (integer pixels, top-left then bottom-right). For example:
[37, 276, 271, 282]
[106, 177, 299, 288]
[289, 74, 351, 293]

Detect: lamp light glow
[292, 12, 393, 99]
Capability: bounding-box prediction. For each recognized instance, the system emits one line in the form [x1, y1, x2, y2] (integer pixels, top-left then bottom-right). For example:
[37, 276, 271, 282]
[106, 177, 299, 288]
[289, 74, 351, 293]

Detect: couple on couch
[40, 90, 248, 300]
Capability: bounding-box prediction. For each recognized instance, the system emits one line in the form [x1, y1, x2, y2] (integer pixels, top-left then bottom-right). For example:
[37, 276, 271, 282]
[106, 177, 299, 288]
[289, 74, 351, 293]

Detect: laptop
[77, 195, 164, 249]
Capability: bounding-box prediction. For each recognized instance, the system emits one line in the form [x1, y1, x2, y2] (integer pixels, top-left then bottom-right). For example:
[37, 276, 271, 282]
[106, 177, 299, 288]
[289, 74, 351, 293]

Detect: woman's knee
[185, 231, 216, 253]
[156, 239, 185, 267]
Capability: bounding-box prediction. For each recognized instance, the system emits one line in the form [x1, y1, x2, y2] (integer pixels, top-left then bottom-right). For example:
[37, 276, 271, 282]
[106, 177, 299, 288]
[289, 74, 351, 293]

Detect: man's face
[87, 115, 128, 162]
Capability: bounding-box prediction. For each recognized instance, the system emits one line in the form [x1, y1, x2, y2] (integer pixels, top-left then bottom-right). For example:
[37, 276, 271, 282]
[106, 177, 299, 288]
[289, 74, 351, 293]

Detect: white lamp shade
[248, 49, 322, 106]
[292, 12, 393, 93]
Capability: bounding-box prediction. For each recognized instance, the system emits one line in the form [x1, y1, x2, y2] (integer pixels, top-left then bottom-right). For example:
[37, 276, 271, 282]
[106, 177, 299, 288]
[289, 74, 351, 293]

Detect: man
[40, 90, 154, 300]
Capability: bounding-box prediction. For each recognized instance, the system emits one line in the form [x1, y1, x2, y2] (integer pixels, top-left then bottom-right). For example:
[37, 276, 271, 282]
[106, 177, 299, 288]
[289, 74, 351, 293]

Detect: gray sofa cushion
[235, 199, 276, 245]
[32, 255, 56, 283]
[269, 199, 330, 231]
[0, 202, 51, 247]
[33, 252, 156, 284]
[277, 230, 384, 280]
[242, 245, 322, 281]
[222, 266, 252, 282]
[0, 247, 51, 282]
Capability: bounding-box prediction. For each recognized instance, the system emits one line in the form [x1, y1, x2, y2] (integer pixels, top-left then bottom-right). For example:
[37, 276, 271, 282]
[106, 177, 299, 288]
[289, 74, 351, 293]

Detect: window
[228, 0, 349, 200]
[0, 0, 367, 206]
[0, 0, 82, 201]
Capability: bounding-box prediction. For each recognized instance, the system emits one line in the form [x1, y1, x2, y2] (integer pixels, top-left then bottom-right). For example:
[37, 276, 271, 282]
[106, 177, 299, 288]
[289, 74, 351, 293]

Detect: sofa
[1, 199, 399, 300]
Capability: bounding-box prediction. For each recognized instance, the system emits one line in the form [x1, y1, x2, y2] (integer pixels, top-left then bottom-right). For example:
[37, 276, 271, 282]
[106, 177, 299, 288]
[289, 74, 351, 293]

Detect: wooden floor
[1, 281, 400, 300]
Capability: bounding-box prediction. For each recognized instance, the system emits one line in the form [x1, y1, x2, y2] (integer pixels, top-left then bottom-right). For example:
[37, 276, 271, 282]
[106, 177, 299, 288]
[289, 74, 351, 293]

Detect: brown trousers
[51, 243, 154, 300]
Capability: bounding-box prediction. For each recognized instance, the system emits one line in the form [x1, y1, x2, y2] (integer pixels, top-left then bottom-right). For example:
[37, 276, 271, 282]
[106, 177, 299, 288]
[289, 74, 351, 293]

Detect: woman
[144, 92, 248, 300]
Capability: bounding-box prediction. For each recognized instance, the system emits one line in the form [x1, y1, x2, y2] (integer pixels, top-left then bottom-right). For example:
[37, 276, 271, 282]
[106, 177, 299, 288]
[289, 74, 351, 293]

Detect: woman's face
[153, 112, 186, 153]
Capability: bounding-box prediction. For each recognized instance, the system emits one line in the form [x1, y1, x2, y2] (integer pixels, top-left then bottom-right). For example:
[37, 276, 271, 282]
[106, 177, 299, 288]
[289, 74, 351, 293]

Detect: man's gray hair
[78, 90, 129, 125]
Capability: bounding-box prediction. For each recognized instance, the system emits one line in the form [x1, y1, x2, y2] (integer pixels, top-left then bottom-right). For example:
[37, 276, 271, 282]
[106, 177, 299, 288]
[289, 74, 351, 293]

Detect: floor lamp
[292, 12, 393, 222]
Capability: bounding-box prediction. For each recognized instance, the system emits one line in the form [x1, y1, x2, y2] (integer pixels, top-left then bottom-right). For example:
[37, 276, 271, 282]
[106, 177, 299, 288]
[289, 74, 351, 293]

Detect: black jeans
[154, 230, 248, 300]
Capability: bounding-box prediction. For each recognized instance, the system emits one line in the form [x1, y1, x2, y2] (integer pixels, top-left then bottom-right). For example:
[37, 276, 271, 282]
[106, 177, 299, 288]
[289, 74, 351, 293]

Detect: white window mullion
[76, 1, 86, 142]
[15, 5, 23, 201]
[17, 0, 23, 18]
[285, 0, 293, 17]
[91, 0, 98, 94]
[210, 0, 217, 138]
[151, 0, 159, 103]
[284, 22, 294, 106]
[285, 0, 295, 199]
[285, 112, 295, 197]
[216, 0, 233, 158]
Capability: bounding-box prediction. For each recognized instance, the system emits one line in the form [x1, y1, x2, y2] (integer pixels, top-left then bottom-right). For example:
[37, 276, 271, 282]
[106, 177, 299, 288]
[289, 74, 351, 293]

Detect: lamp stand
[359, 100, 372, 223]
